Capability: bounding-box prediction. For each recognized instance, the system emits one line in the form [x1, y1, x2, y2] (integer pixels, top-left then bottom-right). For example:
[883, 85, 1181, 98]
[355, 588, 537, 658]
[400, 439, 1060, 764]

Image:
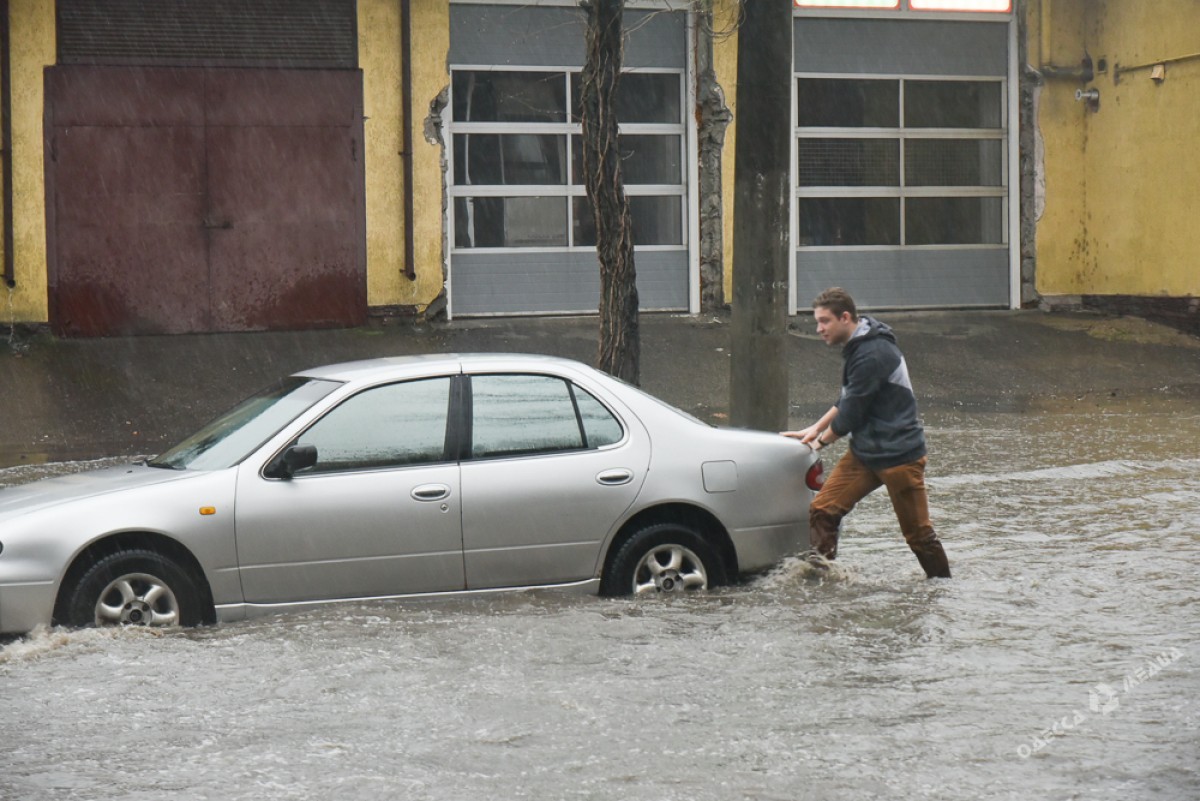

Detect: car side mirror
[265, 444, 318, 480]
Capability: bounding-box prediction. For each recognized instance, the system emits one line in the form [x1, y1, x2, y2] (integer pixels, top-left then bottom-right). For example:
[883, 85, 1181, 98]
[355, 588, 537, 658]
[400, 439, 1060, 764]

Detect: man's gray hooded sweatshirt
[828, 316, 926, 470]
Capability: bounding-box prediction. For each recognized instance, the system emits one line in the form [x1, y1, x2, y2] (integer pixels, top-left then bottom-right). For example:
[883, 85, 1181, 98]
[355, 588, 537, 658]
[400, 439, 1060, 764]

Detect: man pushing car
[783, 287, 951, 579]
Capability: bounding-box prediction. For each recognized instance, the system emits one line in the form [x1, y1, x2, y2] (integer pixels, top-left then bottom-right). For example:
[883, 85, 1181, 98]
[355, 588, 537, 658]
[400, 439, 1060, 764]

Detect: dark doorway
[45, 66, 365, 336]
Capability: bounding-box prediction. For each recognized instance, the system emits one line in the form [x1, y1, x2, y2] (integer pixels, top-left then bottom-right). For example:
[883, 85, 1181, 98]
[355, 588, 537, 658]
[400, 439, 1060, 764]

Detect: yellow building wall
[359, 0, 405, 308]
[7, 0, 54, 323]
[359, 0, 449, 313]
[1033, 0, 1200, 297]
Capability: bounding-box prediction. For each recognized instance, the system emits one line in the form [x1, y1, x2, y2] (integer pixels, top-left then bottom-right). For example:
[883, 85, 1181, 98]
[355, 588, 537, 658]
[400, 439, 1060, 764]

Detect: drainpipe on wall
[1038, 0, 1052, 71]
[1, 0, 15, 289]
[400, 0, 416, 281]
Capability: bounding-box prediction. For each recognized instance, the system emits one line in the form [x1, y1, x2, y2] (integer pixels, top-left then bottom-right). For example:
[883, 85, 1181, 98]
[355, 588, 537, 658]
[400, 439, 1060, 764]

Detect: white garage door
[447, 4, 692, 316]
[793, 15, 1013, 309]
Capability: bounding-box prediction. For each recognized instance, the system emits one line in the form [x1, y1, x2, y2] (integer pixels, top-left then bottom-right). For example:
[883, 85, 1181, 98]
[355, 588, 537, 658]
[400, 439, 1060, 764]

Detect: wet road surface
[2, 401, 1198, 801]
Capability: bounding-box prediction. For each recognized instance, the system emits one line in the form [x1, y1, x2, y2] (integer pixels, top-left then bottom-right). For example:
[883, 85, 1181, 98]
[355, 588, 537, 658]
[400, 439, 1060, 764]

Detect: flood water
[2, 402, 1198, 801]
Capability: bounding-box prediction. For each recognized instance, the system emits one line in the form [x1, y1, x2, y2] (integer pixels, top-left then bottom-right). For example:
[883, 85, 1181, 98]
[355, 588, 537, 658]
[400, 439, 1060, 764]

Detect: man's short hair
[813, 287, 858, 320]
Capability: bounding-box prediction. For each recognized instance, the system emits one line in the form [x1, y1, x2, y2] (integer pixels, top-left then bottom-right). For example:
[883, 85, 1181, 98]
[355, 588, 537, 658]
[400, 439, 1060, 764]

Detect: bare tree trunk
[580, 0, 640, 385]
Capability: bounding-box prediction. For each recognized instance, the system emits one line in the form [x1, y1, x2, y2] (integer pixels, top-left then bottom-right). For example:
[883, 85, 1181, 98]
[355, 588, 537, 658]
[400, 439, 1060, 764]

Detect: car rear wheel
[604, 522, 724, 597]
[64, 549, 203, 628]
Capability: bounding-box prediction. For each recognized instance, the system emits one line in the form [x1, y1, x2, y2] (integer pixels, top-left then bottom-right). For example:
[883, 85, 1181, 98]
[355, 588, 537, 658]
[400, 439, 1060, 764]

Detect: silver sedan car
[0, 354, 822, 634]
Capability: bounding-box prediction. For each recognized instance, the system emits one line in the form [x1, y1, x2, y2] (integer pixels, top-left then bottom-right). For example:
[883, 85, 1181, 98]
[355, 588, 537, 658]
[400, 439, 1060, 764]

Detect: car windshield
[149, 377, 341, 471]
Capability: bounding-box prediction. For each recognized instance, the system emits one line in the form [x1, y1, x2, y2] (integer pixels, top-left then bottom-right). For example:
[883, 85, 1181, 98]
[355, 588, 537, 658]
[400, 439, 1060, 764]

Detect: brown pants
[809, 450, 951, 578]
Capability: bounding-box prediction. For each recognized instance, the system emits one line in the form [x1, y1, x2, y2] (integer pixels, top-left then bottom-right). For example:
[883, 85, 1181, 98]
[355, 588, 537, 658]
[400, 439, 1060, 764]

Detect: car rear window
[469, 374, 625, 458]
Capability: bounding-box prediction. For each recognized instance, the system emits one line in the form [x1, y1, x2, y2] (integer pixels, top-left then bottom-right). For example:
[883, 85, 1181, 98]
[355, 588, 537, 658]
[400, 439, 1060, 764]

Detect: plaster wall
[1033, 0, 1200, 297]
[359, 0, 405, 308]
[7, 0, 53, 323]
[407, 0, 450, 313]
[359, 0, 448, 314]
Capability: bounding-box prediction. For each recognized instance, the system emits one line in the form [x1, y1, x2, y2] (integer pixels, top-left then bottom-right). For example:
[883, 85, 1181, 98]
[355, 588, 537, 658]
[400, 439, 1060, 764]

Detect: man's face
[814, 306, 857, 346]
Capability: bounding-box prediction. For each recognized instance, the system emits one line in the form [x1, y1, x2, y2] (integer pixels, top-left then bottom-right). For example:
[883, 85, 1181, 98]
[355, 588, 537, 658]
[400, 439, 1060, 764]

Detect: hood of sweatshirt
[843, 315, 896, 356]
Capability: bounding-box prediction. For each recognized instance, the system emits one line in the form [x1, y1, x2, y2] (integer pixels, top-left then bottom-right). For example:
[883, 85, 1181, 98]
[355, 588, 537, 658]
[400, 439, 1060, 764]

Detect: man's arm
[781, 405, 840, 447]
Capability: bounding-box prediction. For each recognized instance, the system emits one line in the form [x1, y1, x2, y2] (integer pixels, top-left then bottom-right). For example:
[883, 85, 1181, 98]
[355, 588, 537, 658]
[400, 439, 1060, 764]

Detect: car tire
[64, 549, 204, 628]
[603, 522, 725, 597]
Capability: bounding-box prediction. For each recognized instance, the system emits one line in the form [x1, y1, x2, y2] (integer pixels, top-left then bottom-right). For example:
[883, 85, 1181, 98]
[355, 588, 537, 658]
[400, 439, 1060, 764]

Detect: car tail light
[805, 459, 825, 492]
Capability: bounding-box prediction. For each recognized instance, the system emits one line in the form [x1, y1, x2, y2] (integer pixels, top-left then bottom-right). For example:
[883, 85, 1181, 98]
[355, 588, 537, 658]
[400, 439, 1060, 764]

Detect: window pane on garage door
[798, 139, 900, 187]
[454, 135, 568, 186]
[798, 198, 901, 247]
[906, 138, 1004, 186]
[905, 197, 1005, 245]
[453, 72, 568, 123]
[454, 197, 569, 248]
[797, 78, 899, 127]
[905, 80, 1002, 128]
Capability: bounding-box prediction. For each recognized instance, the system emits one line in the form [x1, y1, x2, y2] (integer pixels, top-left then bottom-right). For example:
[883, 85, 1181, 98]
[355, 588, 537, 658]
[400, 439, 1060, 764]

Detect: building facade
[1026, 0, 1200, 333]
[0, 0, 1194, 335]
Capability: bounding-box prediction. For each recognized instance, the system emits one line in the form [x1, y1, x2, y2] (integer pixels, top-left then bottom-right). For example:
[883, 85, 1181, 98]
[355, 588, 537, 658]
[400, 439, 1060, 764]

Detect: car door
[235, 375, 465, 604]
[460, 373, 650, 589]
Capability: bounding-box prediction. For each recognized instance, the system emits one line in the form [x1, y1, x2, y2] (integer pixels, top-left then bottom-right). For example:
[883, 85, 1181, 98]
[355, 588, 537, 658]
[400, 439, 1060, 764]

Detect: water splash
[0, 624, 163, 665]
[755, 553, 860, 588]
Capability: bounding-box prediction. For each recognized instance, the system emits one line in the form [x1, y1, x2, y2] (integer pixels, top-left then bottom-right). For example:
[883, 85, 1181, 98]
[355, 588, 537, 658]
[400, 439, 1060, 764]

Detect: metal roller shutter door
[57, 0, 356, 69]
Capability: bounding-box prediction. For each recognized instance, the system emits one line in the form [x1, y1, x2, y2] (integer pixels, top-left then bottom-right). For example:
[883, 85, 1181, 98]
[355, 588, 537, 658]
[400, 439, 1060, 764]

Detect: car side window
[469, 374, 625, 458]
[470, 374, 583, 458]
[573, 385, 623, 447]
[296, 377, 452, 473]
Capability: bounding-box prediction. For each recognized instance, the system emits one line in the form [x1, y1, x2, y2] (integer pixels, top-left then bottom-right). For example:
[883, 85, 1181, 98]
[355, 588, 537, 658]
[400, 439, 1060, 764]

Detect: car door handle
[411, 483, 451, 502]
[596, 469, 634, 486]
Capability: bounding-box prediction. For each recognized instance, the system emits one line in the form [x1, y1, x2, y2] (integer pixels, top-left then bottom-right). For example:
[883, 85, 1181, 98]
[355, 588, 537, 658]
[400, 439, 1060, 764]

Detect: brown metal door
[46, 68, 210, 335]
[204, 69, 365, 331]
[45, 66, 366, 336]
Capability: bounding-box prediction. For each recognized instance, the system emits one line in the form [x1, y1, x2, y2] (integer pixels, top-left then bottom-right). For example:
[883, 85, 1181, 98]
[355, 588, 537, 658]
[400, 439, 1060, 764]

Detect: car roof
[293, 353, 596, 383]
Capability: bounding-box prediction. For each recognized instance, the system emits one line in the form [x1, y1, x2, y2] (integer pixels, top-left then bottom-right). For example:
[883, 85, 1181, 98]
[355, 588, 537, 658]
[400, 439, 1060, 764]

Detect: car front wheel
[604, 522, 724, 597]
[64, 549, 203, 628]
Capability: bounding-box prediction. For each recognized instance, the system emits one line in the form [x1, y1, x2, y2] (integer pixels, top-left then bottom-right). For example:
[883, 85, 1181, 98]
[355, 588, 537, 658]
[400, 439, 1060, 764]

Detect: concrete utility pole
[729, 0, 792, 431]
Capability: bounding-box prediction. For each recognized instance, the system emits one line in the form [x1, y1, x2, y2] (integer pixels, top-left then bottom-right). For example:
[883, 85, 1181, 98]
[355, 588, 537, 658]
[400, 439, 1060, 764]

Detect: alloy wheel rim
[94, 573, 180, 627]
[632, 544, 708, 595]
